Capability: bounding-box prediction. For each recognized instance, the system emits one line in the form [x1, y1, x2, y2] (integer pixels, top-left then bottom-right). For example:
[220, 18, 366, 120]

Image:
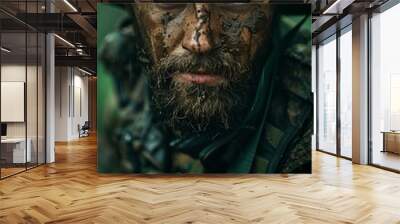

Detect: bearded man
[99, 3, 312, 173]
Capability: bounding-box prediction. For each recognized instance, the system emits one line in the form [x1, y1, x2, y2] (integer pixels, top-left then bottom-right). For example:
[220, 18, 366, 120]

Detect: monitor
[1, 123, 7, 137]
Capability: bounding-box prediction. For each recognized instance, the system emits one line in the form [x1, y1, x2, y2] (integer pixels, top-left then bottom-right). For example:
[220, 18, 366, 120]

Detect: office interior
[0, 0, 96, 179]
[0, 0, 398, 177]
[312, 0, 400, 172]
[0, 0, 399, 222]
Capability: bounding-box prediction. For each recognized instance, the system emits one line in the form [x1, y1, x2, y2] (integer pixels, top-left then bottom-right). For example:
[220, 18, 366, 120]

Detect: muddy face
[133, 3, 273, 132]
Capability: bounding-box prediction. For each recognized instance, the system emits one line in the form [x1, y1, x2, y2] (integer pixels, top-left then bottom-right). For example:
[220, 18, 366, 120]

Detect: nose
[182, 4, 214, 54]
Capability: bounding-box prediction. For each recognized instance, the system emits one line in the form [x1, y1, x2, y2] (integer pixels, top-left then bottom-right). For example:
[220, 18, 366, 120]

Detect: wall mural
[98, 3, 312, 174]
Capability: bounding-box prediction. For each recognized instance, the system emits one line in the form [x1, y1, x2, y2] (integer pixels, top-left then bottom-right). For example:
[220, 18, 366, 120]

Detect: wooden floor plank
[0, 135, 400, 224]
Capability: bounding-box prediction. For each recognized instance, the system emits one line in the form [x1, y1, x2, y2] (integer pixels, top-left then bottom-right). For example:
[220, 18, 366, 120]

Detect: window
[339, 27, 352, 158]
[317, 35, 337, 155]
[370, 3, 400, 171]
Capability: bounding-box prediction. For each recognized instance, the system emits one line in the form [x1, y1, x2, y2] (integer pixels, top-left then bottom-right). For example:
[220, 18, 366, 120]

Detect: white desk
[1, 138, 31, 163]
[382, 131, 400, 154]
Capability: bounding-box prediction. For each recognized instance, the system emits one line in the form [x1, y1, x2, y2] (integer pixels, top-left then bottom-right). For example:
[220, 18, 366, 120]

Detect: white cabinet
[1, 138, 32, 163]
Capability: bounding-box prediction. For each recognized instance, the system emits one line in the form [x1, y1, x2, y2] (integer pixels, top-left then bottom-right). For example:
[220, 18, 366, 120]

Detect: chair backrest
[82, 121, 90, 129]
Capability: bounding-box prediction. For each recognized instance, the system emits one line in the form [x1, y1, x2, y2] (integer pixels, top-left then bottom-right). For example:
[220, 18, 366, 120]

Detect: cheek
[220, 21, 253, 66]
[219, 14, 260, 64]
[138, 8, 186, 63]
[248, 32, 265, 61]
[240, 26, 252, 44]
[236, 28, 269, 70]
[163, 14, 187, 56]
[151, 31, 166, 61]
[219, 6, 271, 64]
[137, 9, 166, 63]
[239, 27, 253, 62]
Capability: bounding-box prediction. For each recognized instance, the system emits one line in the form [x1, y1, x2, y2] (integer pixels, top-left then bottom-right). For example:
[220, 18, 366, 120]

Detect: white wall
[1, 65, 38, 137]
[72, 72, 89, 138]
[55, 66, 89, 141]
[1, 63, 46, 164]
[55, 66, 69, 141]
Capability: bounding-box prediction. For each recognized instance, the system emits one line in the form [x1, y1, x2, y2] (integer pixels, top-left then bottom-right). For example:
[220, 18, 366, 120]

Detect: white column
[46, 33, 55, 163]
[45, 0, 56, 163]
[352, 14, 369, 164]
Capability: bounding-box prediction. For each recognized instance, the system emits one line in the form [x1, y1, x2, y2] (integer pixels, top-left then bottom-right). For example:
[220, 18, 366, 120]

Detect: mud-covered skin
[133, 3, 272, 72]
[99, 4, 312, 173]
[131, 4, 274, 132]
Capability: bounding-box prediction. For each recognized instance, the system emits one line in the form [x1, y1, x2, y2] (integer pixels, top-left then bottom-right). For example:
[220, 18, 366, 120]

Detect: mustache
[152, 51, 249, 83]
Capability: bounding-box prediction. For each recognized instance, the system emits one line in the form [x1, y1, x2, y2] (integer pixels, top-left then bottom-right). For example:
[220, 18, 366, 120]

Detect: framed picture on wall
[97, 2, 313, 174]
[1, 81, 25, 123]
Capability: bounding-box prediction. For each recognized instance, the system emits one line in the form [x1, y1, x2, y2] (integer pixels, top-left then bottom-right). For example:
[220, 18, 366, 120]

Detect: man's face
[133, 3, 273, 132]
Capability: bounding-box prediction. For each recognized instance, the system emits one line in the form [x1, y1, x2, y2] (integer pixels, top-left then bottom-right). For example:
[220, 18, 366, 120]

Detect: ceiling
[1, 0, 394, 74]
[310, 0, 391, 43]
[0, 0, 98, 74]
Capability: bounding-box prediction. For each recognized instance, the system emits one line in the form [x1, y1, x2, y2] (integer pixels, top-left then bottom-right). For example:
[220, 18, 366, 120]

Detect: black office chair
[78, 121, 90, 138]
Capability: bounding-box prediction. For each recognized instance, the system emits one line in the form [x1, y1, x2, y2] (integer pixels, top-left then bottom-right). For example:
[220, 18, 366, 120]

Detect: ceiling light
[323, 0, 343, 15]
[63, 0, 78, 12]
[1, 47, 11, 53]
[54, 34, 75, 48]
[76, 48, 86, 56]
[78, 67, 93, 76]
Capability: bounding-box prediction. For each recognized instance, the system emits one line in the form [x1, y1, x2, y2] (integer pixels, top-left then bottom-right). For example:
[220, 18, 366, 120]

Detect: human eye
[154, 3, 188, 11]
[214, 3, 252, 12]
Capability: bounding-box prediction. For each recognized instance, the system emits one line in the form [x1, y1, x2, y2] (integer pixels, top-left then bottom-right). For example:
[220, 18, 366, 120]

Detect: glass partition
[371, 3, 400, 171]
[0, 1, 46, 179]
[37, 0, 46, 166]
[1, 30, 28, 177]
[27, 30, 38, 169]
[317, 35, 337, 155]
[38, 32, 45, 165]
[339, 27, 352, 158]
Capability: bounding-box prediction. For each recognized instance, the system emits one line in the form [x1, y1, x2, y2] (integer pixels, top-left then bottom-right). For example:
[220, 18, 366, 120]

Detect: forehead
[133, 3, 272, 15]
[132, 3, 273, 30]
[131, 2, 274, 61]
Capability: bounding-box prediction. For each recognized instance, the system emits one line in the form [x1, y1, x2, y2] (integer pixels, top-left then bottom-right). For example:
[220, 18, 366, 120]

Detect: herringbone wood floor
[0, 135, 400, 224]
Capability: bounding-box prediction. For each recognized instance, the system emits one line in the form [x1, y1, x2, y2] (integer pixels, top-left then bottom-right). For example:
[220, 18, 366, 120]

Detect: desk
[382, 131, 400, 154]
[1, 138, 31, 163]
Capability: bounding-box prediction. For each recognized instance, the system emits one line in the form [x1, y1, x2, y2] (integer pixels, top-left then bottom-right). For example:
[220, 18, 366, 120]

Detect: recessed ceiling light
[54, 34, 75, 48]
[78, 67, 93, 76]
[323, 0, 343, 15]
[63, 0, 78, 12]
[1, 47, 11, 53]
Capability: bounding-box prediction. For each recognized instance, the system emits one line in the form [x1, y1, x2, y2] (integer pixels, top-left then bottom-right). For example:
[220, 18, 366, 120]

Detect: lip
[174, 73, 225, 86]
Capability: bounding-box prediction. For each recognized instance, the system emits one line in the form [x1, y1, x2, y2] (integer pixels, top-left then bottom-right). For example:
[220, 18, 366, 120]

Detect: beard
[149, 50, 254, 134]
